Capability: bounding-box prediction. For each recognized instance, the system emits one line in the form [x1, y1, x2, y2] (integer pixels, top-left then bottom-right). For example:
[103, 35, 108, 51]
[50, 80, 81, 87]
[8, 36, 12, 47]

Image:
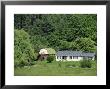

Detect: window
[57, 56, 62, 59]
[73, 56, 78, 59]
[69, 56, 72, 59]
[62, 56, 67, 59]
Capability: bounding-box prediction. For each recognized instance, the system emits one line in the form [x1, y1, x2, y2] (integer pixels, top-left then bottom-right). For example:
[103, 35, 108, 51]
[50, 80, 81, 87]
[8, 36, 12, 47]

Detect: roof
[56, 51, 95, 57]
[81, 53, 95, 57]
[45, 48, 56, 54]
[39, 49, 48, 54]
[56, 51, 82, 56]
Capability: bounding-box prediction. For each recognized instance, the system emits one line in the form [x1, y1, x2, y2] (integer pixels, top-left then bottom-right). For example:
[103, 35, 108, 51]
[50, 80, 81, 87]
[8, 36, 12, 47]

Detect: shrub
[47, 55, 55, 63]
[14, 29, 36, 67]
[80, 59, 92, 68]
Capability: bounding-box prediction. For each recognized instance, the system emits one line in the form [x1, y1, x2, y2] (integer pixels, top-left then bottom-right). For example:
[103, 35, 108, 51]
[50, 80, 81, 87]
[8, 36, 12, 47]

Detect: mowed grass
[14, 60, 97, 76]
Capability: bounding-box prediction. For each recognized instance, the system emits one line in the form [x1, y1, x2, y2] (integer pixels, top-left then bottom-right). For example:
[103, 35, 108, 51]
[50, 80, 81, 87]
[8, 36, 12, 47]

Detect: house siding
[56, 51, 95, 61]
[56, 56, 95, 61]
[56, 56, 83, 61]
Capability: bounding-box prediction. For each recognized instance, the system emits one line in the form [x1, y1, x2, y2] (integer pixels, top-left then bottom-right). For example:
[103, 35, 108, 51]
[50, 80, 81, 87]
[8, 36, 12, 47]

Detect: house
[37, 48, 56, 60]
[56, 51, 95, 61]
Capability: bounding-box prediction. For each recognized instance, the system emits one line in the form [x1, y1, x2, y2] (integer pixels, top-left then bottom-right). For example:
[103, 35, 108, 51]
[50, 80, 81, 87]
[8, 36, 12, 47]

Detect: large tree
[14, 29, 36, 67]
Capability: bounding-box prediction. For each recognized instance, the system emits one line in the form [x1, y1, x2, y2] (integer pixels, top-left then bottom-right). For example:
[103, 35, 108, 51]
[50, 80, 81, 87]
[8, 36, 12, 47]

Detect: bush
[80, 59, 92, 68]
[47, 55, 55, 63]
[14, 29, 36, 67]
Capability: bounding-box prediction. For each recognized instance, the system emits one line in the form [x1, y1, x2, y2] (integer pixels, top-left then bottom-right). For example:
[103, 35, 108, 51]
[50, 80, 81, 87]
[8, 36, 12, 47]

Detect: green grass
[14, 60, 97, 76]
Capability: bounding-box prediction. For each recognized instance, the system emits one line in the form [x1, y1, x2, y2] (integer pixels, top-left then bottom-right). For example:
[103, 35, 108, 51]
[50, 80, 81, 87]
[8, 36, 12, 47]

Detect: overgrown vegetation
[80, 59, 92, 68]
[47, 55, 55, 63]
[14, 14, 97, 68]
[14, 60, 97, 76]
[14, 30, 36, 67]
[14, 14, 97, 52]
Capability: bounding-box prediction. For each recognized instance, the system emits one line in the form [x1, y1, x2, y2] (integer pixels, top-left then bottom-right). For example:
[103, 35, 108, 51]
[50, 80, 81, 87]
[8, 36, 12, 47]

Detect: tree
[75, 37, 96, 52]
[14, 14, 97, 53]
[30, 35, 49, 52]
[14, 29, 36, 67]
[59, 40, 70, 50]
[47, 55, 55, 63]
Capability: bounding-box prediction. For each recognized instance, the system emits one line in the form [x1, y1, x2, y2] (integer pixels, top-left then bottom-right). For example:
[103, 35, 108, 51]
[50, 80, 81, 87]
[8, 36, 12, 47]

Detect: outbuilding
[37, 48, 56, 60]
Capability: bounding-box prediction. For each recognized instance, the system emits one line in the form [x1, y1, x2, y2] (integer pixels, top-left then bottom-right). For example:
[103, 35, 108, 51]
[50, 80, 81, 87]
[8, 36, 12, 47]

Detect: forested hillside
[14, 14, 97, 51]
[14, 14, 97, 67]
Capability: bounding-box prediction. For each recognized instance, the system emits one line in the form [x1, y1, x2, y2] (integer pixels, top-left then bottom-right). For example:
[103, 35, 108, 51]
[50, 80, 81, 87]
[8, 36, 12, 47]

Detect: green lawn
[14, 60, 97, 76]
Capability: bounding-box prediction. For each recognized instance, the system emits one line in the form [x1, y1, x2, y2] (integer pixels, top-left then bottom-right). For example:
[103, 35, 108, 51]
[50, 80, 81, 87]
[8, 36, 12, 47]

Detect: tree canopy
[14, 14, 97, 67]
[14, 29, 36, 67]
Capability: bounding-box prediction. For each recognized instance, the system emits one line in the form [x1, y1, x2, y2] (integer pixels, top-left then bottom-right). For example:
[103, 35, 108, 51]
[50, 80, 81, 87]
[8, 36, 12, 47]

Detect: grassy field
[14, 60, 97, 76]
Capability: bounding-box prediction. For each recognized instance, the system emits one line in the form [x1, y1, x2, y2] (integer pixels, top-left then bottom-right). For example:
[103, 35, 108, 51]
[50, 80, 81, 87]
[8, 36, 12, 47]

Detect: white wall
[56, 56, 83, 61]
[56, 56, 95, 61]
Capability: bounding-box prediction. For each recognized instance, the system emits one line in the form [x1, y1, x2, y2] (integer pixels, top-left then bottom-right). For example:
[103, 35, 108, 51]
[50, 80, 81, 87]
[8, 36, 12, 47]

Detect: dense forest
[14, 14, 97, 67]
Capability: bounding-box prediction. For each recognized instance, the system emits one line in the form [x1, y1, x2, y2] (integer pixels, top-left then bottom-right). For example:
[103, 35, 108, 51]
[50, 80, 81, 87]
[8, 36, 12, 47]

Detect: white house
[56, 51, 95, 61]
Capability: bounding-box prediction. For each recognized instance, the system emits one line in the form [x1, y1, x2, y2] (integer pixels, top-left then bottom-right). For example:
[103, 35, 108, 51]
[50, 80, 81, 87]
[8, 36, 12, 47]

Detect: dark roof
[81, 53, 95, 57]
[56, 51, 95, 57]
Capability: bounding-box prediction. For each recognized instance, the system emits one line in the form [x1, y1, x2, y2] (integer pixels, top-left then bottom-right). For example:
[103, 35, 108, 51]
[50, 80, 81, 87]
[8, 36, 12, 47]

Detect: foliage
[14, 14, 97, 52]
[45, 48, 56, 54]
[14, 29, 36, 67]
[47, 55, 55, 63]
[14, 14, 97, 67]
[80, 59, 92, 68]
[14, 61, 96, 76]
[75, 37, 96, 52]
[30, 35, 49, 52]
